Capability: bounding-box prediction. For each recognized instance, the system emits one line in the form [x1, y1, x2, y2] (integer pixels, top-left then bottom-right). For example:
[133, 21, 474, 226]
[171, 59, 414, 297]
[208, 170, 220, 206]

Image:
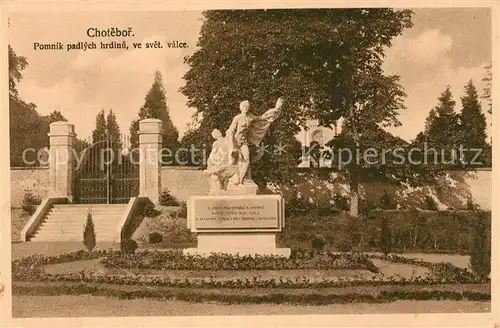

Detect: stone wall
[160, 167, 210, 201]
[10, 167, 492, 210]
[10, 168, 50, 208]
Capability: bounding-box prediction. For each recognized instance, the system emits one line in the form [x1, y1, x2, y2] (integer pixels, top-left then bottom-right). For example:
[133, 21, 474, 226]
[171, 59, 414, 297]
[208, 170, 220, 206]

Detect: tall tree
[9, 45, 28, 98]
[130, 70, 179, 155]
[409, 87, 461, 177]
[106, 109, 121, 144]
[181, 9, 413, 216]
[459, 80, 488, 167]
[424, 108, 437, 134]
[92, 109, 107, 144]
[426, 87, 461, 156]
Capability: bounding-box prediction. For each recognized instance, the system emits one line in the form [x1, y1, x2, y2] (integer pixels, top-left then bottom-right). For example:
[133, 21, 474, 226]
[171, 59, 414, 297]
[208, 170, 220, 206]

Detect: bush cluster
[279, 210, 491, 254]
[21, 189, 42, 215]
[159, 188, 180, 206]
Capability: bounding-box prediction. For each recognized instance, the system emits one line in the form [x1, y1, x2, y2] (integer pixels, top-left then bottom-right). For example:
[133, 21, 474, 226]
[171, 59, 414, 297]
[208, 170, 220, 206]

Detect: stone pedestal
[184, 194, 290, 257]
[48, 121, 76, 201]
[138, 119, 163, 204]
[184, 233, 290, 256]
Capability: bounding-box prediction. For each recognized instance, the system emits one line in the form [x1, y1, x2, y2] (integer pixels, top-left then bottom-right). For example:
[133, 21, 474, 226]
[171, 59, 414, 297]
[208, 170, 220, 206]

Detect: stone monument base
[183, 232, 291, 257]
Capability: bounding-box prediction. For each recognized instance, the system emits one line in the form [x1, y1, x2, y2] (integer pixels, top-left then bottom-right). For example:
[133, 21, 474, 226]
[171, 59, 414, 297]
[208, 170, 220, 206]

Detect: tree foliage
[481, 62, 492, 115]
[409, 87, 461, 174]
[91, 109, 121, 144]
[459, 80, 489, 167]
[469, 212, 491, 280]
[106, 109, 121, 143]
[83, 211, 97, 252]
[129, 70, 179, 154]
[9, 45, 28, 98]
[181, 9, 413, 200]
[48, 110, 67, 123]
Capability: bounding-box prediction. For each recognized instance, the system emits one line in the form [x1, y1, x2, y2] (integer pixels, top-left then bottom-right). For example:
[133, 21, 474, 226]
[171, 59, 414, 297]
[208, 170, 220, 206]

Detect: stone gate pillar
[138, 118, 163, 204]
[48, 121, 76, 201]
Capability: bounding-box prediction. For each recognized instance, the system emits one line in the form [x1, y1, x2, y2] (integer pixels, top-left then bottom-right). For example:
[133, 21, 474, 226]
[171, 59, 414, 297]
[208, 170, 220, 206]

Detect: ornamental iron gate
[73, 134, 139, 204]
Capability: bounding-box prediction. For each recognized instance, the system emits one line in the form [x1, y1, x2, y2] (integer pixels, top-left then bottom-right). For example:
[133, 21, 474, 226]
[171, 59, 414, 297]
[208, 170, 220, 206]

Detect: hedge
[279, 210, 491, 254]
[12, 282, 490, 305]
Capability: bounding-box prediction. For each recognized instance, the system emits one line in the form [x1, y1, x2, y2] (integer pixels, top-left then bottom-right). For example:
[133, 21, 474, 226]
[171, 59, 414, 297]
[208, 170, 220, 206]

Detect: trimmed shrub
[121, 238, 138, 255]
[159, 188, 180, 206]
[425, 195, 438, 211]
[21, 189, 42, 215]
[310, 235, 326, 250]
[83, 211, 96, 252]
[469, 213, 491, 279]
[379, 217, 392, 255]
[149, 232, 163, 244]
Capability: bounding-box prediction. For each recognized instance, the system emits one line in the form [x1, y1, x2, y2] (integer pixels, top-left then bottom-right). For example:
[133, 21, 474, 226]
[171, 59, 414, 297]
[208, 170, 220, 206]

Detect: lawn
[12, 296, 490, 317]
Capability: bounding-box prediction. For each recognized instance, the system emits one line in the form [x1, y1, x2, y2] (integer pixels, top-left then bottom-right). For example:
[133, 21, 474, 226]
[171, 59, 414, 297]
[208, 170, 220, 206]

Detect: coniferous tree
[424, 108, 437, 134]
[425, 86, 461, 168]
[92, 109, 107, 144]
[106, 109, 121, 144]
[83, 211, 97, 252]
[459, 80, 488, 167]
[130, 70, 179, 156]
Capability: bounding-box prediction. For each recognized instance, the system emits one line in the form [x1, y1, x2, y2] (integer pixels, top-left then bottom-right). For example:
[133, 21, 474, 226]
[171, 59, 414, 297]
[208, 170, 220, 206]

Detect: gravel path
[12, 296, 490, 317]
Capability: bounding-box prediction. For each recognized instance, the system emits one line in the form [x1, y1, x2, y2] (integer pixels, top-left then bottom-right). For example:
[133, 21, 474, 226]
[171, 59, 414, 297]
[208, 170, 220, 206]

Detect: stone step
[43, 215, 123, 220]
[29, 203, 127, 242]
[48, 210, 126, 214]
[31, 236, 116, 242]
[51, 205, 127, 208]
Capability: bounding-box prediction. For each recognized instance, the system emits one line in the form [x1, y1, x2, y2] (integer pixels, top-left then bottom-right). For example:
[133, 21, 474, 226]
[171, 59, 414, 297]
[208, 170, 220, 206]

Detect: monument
[185, 98, 290, 256]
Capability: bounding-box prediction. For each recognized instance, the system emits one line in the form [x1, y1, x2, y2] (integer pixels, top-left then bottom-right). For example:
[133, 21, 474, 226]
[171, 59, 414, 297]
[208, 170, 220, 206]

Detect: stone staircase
[29, 204, 127, 242]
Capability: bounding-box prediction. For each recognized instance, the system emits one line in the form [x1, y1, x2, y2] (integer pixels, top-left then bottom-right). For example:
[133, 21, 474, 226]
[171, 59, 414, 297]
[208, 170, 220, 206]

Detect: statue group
[204, 97, 284, 194]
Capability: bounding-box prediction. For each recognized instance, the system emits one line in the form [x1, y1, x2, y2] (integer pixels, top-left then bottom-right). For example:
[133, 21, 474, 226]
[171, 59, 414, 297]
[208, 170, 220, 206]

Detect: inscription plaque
[188, 195, 283, 232]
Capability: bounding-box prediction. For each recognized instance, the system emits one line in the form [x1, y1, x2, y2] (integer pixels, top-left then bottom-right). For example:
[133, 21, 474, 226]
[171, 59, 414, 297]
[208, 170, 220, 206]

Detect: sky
[8, 8, 492, 142]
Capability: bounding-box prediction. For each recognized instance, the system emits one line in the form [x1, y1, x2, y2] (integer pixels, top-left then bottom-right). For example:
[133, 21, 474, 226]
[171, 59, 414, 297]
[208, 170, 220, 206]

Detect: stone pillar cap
[139, 118, 162, 123]
[48, 121, 76, 137]
[49, 121, 72, 126]
[139, 118, 163, 134]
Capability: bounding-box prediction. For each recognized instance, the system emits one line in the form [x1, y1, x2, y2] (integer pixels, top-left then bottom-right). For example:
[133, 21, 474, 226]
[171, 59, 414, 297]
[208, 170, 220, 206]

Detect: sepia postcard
[0, 1, 498, 327]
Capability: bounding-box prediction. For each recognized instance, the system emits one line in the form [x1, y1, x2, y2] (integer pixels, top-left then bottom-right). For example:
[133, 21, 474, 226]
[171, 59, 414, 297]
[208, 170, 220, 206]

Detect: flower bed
[100, 249, 379, 272]
[369, 254, 483, 284]
[12, 249, 488, 289]
[12, 281, 490, 305]
[11, 249, 491, 304]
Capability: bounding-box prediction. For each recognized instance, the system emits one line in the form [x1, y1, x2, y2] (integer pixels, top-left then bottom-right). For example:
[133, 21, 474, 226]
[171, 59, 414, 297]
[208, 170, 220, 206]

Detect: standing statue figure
[225, 97, 284, 186]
